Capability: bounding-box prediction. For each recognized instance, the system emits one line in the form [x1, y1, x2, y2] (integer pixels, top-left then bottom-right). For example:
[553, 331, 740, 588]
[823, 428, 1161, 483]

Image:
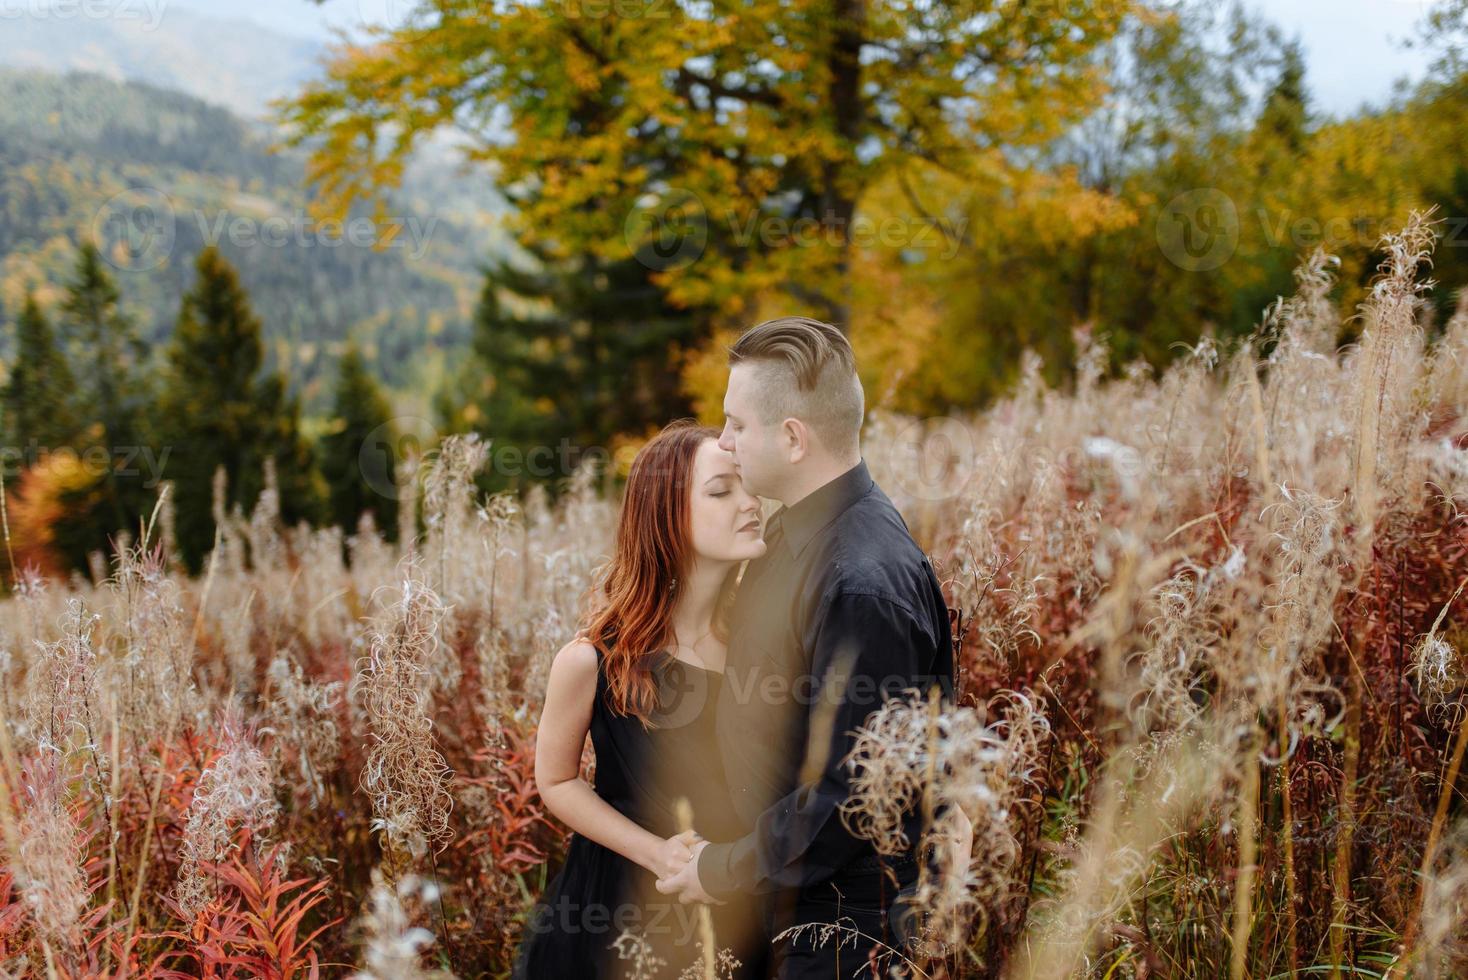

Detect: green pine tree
[1257, 41, 1310, 157]
[160, 246, 326, 573]
[1431, 164, 1468, 326]
[55, 242, 159, 564]
[1237, 40, 1316, 345]
[4, 290, 80, 459]
[319, 344, 399, 546]
[436, 248, 700, 492]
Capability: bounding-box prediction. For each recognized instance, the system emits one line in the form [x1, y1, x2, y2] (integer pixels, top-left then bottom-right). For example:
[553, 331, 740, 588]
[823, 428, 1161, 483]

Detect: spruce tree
[319, 344, 399, 545]
[1241, 41, 1316, 344]
[57, 242, 158, 560]
[4, 291, 79, 460]
[1256, 41, 1310, 157]
[160, 246, 326, 572]
[1431, 165, 1468, 326]
[438, 247, 700, 492]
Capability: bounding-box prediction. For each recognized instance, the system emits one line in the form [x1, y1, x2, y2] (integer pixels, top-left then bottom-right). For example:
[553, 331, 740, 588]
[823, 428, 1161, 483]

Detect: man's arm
[696, 589, 946, 897]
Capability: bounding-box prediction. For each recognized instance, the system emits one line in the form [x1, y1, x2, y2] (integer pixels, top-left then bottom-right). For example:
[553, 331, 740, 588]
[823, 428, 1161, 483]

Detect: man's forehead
[725, 362, 755, 399]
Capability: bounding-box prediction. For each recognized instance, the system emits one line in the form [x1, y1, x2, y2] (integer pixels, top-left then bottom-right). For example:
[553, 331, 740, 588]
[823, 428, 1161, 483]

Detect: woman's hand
[645, 829, 703, 878]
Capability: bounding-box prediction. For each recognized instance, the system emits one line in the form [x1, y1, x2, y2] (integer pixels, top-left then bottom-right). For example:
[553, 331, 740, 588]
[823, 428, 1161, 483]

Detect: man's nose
[717, 429, 734, 452]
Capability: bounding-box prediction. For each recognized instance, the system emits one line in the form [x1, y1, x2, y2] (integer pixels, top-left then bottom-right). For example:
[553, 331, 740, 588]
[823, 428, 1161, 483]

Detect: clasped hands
[650, 829, 722, 905]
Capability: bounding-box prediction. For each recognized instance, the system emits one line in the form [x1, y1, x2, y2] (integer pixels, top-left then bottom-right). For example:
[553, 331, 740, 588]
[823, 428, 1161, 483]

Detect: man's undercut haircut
[728, 316, 864, 458]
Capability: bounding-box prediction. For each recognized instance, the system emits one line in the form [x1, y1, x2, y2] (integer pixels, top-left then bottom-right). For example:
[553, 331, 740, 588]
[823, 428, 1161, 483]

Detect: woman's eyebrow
[703, 471, 736, 486]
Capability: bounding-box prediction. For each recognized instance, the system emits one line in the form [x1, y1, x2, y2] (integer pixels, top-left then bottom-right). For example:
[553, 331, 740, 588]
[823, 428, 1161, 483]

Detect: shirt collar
[768, 458, 874, 558]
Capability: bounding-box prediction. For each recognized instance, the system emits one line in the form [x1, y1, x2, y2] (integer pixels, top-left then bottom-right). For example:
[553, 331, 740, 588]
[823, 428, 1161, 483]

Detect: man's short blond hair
[728, 316, 864, 457]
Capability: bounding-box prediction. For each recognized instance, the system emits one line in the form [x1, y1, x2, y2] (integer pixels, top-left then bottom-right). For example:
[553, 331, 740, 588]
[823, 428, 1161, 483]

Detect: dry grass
[0, 213, 1464, 976]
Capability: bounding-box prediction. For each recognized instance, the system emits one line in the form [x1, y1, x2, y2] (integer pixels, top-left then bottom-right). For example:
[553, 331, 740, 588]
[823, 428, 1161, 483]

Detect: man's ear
[781, 417, 809, 464]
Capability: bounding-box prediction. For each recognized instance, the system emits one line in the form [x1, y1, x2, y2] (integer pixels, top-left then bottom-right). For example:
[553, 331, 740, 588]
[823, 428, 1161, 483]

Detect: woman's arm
[535, 639, 696, 878]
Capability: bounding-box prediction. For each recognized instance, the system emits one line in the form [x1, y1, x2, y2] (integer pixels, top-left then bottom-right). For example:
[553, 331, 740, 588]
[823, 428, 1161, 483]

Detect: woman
[514, 420, 770, 979]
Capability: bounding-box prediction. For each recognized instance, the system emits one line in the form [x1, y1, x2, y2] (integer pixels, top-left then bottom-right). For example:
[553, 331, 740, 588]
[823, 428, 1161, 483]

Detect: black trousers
[767, 855, 919, 980]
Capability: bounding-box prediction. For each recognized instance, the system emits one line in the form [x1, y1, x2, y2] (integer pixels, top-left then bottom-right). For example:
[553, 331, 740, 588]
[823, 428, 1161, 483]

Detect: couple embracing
[514, 317, 957, 979]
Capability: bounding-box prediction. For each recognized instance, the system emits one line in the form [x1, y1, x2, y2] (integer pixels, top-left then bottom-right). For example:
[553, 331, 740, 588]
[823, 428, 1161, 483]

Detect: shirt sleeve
[697, 588, 945, 897]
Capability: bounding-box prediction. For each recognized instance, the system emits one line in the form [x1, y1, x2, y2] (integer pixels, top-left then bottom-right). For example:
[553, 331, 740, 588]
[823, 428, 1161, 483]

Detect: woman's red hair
[581, 419, 737, 725]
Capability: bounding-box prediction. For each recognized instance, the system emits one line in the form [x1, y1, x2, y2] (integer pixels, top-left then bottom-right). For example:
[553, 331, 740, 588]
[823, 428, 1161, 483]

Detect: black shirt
[697, 458, 954, 897]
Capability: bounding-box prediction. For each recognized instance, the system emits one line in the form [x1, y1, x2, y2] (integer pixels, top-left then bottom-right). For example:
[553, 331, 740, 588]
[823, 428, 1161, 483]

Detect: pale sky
[199, 0, 1439, 119]
[1258, 0, 1436, 117]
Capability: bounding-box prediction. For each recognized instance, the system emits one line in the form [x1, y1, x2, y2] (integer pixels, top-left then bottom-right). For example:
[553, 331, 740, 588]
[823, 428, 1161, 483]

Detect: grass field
[1, 212, 1466, 978]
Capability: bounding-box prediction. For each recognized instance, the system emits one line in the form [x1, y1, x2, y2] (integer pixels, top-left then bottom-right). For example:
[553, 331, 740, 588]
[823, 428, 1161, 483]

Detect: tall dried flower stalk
[20, 599, 104, 773]
[173, 698, 280, 922]
[841, 687, 1049, 954]
[1350, 208, 1439, 534]
[357, 562, 455, 867]
[10, 754, 87, 952]
[263, 653, 343, 806]
[351, 867, 457, 980]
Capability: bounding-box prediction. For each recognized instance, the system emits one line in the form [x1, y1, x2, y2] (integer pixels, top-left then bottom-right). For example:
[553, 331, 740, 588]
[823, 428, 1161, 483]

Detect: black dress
[514, 647, 768, 980]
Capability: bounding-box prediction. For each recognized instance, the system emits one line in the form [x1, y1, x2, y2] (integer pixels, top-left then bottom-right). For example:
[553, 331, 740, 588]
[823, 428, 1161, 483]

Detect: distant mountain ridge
[0, 67, 510, 420]
[0, 2, 325, 119]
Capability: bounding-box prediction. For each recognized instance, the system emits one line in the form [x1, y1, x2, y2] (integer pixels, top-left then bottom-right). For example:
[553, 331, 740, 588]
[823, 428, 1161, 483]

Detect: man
[656, 316, 955, 978]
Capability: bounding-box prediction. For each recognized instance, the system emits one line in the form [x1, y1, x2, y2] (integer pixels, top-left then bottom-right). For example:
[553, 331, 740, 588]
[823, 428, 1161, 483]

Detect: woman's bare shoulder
[550, 636, 599, 680]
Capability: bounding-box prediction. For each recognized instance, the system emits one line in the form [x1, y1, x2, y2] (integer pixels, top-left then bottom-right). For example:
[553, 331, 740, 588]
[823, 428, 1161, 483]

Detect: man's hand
[655, 839, 722, 904]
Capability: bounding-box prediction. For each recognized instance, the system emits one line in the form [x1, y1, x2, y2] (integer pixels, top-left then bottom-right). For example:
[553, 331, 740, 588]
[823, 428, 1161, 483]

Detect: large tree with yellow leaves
[281, 0, 1132, 323]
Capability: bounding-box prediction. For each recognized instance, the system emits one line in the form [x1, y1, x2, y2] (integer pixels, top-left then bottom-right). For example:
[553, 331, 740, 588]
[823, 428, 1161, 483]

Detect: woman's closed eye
[709, 491, 730, 498]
